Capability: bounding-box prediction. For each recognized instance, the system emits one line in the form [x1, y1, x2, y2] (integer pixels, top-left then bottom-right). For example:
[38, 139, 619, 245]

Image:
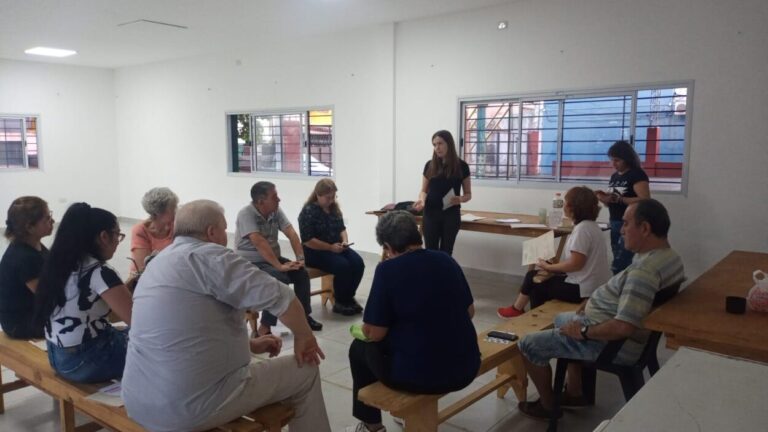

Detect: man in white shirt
[122, 199, 331, 432]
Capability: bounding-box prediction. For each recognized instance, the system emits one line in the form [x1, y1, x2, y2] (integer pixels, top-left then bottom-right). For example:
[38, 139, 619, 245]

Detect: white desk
[597, 347, 768, 432]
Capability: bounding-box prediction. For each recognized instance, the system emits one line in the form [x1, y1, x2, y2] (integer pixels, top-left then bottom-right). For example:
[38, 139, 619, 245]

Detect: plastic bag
[747, 270, 768, 312]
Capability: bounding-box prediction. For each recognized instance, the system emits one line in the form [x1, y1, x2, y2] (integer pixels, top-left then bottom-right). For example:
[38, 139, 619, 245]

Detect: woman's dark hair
[4, 196, 48, 241]
[376, 211, 423, 253]
[564, 186, 601, 224]
[35, 203, 118, 328]
[426, 130, 462, 179]
[607, 140, 641, 170]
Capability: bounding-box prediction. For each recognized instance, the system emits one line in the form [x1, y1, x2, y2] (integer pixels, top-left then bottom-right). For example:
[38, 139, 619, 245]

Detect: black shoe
[350, 298, 364, 313]
[306, 316, 323, 331]
[518, 400, 562, 421]
[333, 303, 358, 316]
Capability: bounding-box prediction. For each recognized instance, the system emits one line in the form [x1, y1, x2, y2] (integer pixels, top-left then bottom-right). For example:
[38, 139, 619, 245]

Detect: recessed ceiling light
[497, 21, 508, 30]
[24, 47, 77, 58]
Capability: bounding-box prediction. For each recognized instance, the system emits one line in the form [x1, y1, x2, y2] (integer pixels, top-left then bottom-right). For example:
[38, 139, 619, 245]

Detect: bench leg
[497, 352, 528, 402]
[393, 399, 438, 432]
[320, 275, 335, 306]
[60, 399, 76, 432]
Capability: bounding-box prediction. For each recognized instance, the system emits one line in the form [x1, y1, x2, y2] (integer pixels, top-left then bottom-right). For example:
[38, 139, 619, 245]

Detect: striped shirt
[584, 247, 685, 364]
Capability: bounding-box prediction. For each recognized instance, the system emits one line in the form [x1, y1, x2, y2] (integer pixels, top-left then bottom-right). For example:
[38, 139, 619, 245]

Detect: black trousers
[253, 257, 312, 326]
[519, 269, 583, 308]
[349, 340, 449, 424]
[422, 206, 461, 256]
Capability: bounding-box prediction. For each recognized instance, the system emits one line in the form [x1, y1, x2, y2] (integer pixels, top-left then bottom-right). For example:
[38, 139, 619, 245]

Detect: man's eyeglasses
[114, 231, 126, 242]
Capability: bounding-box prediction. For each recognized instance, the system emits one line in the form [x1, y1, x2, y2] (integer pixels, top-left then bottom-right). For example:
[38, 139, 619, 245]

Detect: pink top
[130, 221, 174, 271]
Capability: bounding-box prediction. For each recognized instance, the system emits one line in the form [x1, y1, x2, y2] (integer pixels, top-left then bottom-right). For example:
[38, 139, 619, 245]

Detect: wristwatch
[580, 325, 590, 341]
[297, 255, 305, 261]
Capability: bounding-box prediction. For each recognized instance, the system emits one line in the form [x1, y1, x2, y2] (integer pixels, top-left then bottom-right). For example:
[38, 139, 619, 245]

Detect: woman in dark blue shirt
[0, 196, 54, 339]
[348, 211, 480, 432]
[595, 141, 650, 274]
[412, 130, 472, 256]
[298, 179, 365, 316]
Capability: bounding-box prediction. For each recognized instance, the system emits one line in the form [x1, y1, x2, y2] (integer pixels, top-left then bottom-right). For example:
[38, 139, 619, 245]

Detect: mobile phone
[344, 242, 355, 247]
[487, 331, 518, 342]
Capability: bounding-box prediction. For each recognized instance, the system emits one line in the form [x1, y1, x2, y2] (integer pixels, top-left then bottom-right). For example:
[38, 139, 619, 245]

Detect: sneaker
[497, 306, 524, 319]
[518, 400, 562, 421]
[332, 303, 358, 316]
[345, 422, 386, 432]
[306, 315, 323, 331]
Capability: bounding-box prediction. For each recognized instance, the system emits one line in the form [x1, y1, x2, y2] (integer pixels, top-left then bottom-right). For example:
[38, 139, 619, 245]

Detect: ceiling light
[24, 47, 77, 58]
[497, 21, 508, 30]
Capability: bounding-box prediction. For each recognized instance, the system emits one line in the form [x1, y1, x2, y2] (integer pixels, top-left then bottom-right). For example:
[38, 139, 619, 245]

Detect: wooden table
[367, 209, 575, 263]
[597, 347, 768, 432]
[644, 250, 768, 363]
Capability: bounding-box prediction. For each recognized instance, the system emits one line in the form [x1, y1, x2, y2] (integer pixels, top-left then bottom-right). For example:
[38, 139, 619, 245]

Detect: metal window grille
[0, 115, 39, 169]
[460, 84, 690, 191]
[228, 109, 333, 176]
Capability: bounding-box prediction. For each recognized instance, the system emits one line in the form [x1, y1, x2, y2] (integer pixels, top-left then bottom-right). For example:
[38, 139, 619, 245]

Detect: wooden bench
[357, 300, 579, 432]
[0, 332, 294, 432]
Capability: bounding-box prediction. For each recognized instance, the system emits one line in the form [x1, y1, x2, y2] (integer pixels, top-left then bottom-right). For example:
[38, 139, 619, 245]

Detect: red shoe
[497, 306, 524, 319]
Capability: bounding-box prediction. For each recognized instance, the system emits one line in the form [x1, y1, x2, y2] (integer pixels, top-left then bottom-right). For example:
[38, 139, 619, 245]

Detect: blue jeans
[303, 247, 365, 305]
[47, 326, 129, 383]
[518, 312, 605, 367]
[610, 220, 634, 274]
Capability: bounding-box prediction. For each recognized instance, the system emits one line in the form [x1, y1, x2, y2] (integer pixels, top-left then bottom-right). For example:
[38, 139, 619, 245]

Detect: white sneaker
[345, 423, 386, 432]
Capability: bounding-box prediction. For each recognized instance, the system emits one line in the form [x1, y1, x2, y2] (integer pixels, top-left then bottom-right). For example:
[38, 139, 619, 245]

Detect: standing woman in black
[412, 130, 472, 256]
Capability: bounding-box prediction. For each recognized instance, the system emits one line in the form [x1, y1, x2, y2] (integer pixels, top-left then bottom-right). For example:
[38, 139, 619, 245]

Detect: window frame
[225, 106, 335, 179]
[0, 114, 42, 171]
[458, 81, 693, 195]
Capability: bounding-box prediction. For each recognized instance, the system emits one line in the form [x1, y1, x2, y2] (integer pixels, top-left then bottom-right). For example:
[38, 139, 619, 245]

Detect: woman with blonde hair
[498, 186, 611, 318]
[0, 196, 54, 338]
[298, 179, 365, 316]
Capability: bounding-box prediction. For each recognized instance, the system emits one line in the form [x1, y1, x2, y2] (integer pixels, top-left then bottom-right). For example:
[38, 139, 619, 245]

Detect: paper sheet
[598, 222, 608, 229]
[460, 213, 485, 222]
[442, 189, 457, 210]
[495, 218, 521, 223]
[521, 230, 556, 266]
[85, 381, 124, 407]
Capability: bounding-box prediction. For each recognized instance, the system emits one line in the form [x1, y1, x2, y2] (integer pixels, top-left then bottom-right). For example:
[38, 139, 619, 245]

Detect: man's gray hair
[174, 199, 225, 238]
[141, 187, 179, 218]
[250, 181, 275, 203]
[376, 211, 423, 253]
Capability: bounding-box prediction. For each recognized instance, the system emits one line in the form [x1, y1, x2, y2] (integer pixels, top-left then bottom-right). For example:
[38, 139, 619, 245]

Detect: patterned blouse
[298, 203, 346, 245]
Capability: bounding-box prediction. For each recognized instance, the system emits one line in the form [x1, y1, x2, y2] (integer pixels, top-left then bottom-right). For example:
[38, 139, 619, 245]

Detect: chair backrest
[652, 280, 683, 308]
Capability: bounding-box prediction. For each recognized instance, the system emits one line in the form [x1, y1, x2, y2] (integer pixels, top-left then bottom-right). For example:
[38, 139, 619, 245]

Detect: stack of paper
[495, 218, 521, 223]
[461, 213, 485, 222]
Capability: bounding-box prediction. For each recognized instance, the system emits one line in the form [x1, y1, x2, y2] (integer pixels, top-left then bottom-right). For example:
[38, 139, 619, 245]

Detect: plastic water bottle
[549, 192, 564, 228]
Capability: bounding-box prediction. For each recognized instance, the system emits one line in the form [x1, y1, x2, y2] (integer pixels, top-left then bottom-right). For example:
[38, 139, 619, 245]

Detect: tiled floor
[0, 220, 674, 431]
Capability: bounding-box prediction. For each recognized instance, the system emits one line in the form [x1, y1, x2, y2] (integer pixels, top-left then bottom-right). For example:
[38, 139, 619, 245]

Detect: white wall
[394, 0, 768, 278]
[4, 0, 767, 282]
[0, 60, 117, 218]
[114, 25, 395, 253]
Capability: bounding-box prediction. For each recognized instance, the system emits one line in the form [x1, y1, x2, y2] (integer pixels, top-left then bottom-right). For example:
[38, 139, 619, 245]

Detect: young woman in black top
[595, 140, 650, 274]
[298, 179, 365, 316]
[412, 130, 472, 256]
[0, 196, 54, 339]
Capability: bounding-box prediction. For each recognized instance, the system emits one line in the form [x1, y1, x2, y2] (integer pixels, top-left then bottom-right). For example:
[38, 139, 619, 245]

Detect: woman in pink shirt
[129, 187, 178, 278]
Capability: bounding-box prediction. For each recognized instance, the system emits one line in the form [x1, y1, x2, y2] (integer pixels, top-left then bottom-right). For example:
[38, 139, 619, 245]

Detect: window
[228, 109, 333, 176]
[461, 83, 690, 191]
[0, 115, 39, 169]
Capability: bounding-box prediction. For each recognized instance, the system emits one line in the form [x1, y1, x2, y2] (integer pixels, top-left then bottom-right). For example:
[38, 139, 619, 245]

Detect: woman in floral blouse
[298, 179, 365, 316]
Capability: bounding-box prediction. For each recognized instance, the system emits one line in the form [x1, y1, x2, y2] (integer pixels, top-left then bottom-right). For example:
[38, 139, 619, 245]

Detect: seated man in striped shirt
[516, 199, 685, 419]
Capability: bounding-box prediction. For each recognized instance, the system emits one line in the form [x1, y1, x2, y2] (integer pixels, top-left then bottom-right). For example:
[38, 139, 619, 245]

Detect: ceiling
[0, 0, 511, 69]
